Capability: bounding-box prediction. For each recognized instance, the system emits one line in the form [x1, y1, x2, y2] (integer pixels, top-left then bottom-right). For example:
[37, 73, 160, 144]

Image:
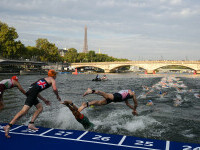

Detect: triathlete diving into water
[78, 88, 138, 116]
[61, 100, 94, 129]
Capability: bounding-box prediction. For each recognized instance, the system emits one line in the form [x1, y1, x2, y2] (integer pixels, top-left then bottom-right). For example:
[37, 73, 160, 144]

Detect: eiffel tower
[83, 25, 88, 53]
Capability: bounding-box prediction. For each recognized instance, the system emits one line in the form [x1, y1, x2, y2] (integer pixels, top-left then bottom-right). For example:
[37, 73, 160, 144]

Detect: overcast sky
[0, 0, 200, 60]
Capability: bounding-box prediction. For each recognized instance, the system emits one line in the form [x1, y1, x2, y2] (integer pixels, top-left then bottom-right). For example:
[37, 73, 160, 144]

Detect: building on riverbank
[0, 59, 46, 75]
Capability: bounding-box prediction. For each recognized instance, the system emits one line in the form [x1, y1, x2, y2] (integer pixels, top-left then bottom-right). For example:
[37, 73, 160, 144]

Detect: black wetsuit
[25, 78, 51, 107]
[106, 90, 133, 104]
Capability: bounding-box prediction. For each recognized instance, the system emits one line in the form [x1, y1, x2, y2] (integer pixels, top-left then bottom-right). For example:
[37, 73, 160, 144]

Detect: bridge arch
[108, 64, 144, 73]
[136, 63, 198, 74]
[72, 65, 105, 72]
[155, 64, 195, 70]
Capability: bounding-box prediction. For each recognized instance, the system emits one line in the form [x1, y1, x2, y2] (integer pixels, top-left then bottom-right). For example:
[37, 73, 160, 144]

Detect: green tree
[46, 43, 61, 62]
[87, 51, 96, 62]
[0, 21, 26, 59]
[35, 38, 61, 62]
[26, 46, 40, 60]
[64, 48, 78, 63]
[95, 54, 107, 62]
[77, 53, 87, 62]
[36, 38, 49, 61]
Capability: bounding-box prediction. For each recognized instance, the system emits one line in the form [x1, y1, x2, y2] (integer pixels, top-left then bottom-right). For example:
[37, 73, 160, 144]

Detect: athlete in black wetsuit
[4, 70, 61, 138]
[25, 78, 51, 107]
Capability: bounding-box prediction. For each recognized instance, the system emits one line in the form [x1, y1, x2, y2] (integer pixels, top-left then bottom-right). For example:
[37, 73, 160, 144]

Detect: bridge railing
[71, 60, 200, 65]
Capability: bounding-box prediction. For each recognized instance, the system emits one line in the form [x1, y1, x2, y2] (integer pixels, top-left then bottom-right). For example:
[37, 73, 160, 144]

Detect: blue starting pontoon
[0, 123, 199, 150]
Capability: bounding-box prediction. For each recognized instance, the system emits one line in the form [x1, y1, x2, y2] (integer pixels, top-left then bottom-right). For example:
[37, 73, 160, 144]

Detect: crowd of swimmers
[140, 76, 200, 107]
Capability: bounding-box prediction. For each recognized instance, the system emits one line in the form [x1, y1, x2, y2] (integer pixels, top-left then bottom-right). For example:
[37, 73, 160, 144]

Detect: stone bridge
[71, 60, 200, 74]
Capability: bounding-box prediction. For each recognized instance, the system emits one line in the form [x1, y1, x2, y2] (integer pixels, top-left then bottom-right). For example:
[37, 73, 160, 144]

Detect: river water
[0, 73, 200, 144]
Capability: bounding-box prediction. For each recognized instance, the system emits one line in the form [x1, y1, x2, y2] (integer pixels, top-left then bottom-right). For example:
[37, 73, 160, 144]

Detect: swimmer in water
[61, 100, 94, 129]
[159, 91, 168, 98]
[79, 88, 138, 116]
[194, 93, 200, 98]
[146, 100, 153, 106]
[143, 89, 154, 98]
[101, 74, 108, 80]
[174, 86, 182, 93]
[174, 98, 182, 107]
[142, 85, 149, 91]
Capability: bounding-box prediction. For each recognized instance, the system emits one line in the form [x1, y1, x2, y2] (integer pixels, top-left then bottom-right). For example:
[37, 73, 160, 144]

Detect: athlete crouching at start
[4, 69, 61, 138]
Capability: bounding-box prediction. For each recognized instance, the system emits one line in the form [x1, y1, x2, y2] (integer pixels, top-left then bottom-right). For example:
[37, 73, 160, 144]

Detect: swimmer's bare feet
[28, 123, 39, 130]
[78, 102, 88, 112]
[4, 125, 11, 138]
[83, 88, 93, 97]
